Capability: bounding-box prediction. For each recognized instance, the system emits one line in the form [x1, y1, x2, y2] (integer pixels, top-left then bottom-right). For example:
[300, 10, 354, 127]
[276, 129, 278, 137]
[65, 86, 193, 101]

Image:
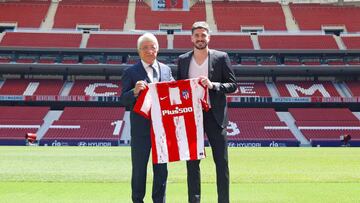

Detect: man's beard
[193, 41, 208, 50]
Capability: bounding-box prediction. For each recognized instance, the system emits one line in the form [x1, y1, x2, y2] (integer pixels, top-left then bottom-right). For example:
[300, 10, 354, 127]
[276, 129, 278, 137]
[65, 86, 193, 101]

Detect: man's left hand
[199, 76, 213, 89]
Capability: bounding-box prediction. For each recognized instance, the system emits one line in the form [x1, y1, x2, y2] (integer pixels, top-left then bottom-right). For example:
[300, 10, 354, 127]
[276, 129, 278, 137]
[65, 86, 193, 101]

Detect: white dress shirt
[141, 60, 159, 83]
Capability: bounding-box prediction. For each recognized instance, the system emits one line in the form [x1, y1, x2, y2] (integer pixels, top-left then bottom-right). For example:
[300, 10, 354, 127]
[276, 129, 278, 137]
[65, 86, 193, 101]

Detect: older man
[120, 33, 174, 203]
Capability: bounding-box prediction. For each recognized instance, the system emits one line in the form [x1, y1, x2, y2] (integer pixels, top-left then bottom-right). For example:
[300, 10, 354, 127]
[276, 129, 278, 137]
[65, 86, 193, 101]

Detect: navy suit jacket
[177, 49, 237, 128]
[120, 61, 174, 137]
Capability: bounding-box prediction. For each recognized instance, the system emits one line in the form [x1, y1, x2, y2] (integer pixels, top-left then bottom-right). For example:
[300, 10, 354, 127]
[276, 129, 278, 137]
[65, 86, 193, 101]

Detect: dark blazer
[177, 49, 237, 128]
[121, 61, 173, 109]
[121, 61, 174, 136]
[121, 60, 173, 203]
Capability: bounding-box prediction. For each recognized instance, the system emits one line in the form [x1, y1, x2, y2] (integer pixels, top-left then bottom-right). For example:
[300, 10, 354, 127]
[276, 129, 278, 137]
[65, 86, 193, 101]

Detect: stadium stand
[0, 106, 49, 120]
[53, 0, 129, 30]
[290, 3, 360, 32]
[283, 57, 302, 65]
[43, 120, 122, 139]
[226, 108, 297, 143]
[209, 35, 254, 50]
[0, 32, 82, 48]
[38, 56, 57, 64]
[82, 56, 101, 64]
[173, 34, 254, 50]
[61, 56, 79, 64]
[41, 107, 125, 145]
[15, 55, 36, 63]
[0, 106, 49, 144]
[345, 57, 360, 65]
[106, 55, 123, 64]
[228, 108, 280, 121]
[289, 108, 360, 144]
[0, 1, 50, 28]
[275, 81, 341, 97]
[258, 35, 339, 50]
[0, 55, 12, 63]
[58, 107, 125, 120]
[135, 1, 205, 30]
[172, 34, 193, 49]
[345, 81, 360, 96]
[289, 108, 358, 121]
[0, 120, 43, 142]
[68, 80, 122, 96]
[341, 36, 360, 50]
[86, 33, 167, 49]
[212, 2, 286, 31]
[230, 82, 271, 97]
[0, 79, 64, 96]
[228, 121, 297, 140]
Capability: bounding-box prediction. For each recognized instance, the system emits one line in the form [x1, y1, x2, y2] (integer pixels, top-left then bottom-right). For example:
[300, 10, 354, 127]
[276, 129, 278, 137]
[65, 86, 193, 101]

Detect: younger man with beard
[176, 22, 237, 203]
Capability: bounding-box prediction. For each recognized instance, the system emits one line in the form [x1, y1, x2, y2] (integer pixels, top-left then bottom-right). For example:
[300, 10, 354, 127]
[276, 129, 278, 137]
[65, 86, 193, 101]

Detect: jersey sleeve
[195, 78, 210, 112]
[133, 85, 152, 119]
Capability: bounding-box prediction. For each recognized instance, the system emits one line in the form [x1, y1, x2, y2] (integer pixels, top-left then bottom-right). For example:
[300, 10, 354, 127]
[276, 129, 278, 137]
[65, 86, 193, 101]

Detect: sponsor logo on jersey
[162, 106, 193, 116]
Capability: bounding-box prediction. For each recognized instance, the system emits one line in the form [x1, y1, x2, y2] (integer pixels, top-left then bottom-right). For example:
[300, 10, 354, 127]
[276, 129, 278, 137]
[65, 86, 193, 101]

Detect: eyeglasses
[140, 45, 157, 52]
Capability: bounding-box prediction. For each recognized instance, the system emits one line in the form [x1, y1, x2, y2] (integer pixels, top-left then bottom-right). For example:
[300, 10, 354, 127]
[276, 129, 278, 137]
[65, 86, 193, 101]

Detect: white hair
[137, 32, 159, 51]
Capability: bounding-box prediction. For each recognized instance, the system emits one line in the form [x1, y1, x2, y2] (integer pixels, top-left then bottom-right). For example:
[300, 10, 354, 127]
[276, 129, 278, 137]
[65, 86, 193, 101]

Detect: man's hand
[134, 80, 147, 96]
[199, 76, 213, 89]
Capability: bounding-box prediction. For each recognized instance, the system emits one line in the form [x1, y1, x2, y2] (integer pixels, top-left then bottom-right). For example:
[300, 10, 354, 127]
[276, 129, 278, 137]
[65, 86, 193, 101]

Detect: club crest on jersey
[182, 90, 190, 100]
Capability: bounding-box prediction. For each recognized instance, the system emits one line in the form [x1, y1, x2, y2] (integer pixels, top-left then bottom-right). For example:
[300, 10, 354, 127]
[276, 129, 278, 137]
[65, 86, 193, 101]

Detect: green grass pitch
[0, 147, 360, 203]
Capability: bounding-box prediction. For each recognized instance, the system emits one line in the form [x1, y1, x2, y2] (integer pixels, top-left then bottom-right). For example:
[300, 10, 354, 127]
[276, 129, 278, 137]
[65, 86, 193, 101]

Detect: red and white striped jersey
[134, 78, 209, 164]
